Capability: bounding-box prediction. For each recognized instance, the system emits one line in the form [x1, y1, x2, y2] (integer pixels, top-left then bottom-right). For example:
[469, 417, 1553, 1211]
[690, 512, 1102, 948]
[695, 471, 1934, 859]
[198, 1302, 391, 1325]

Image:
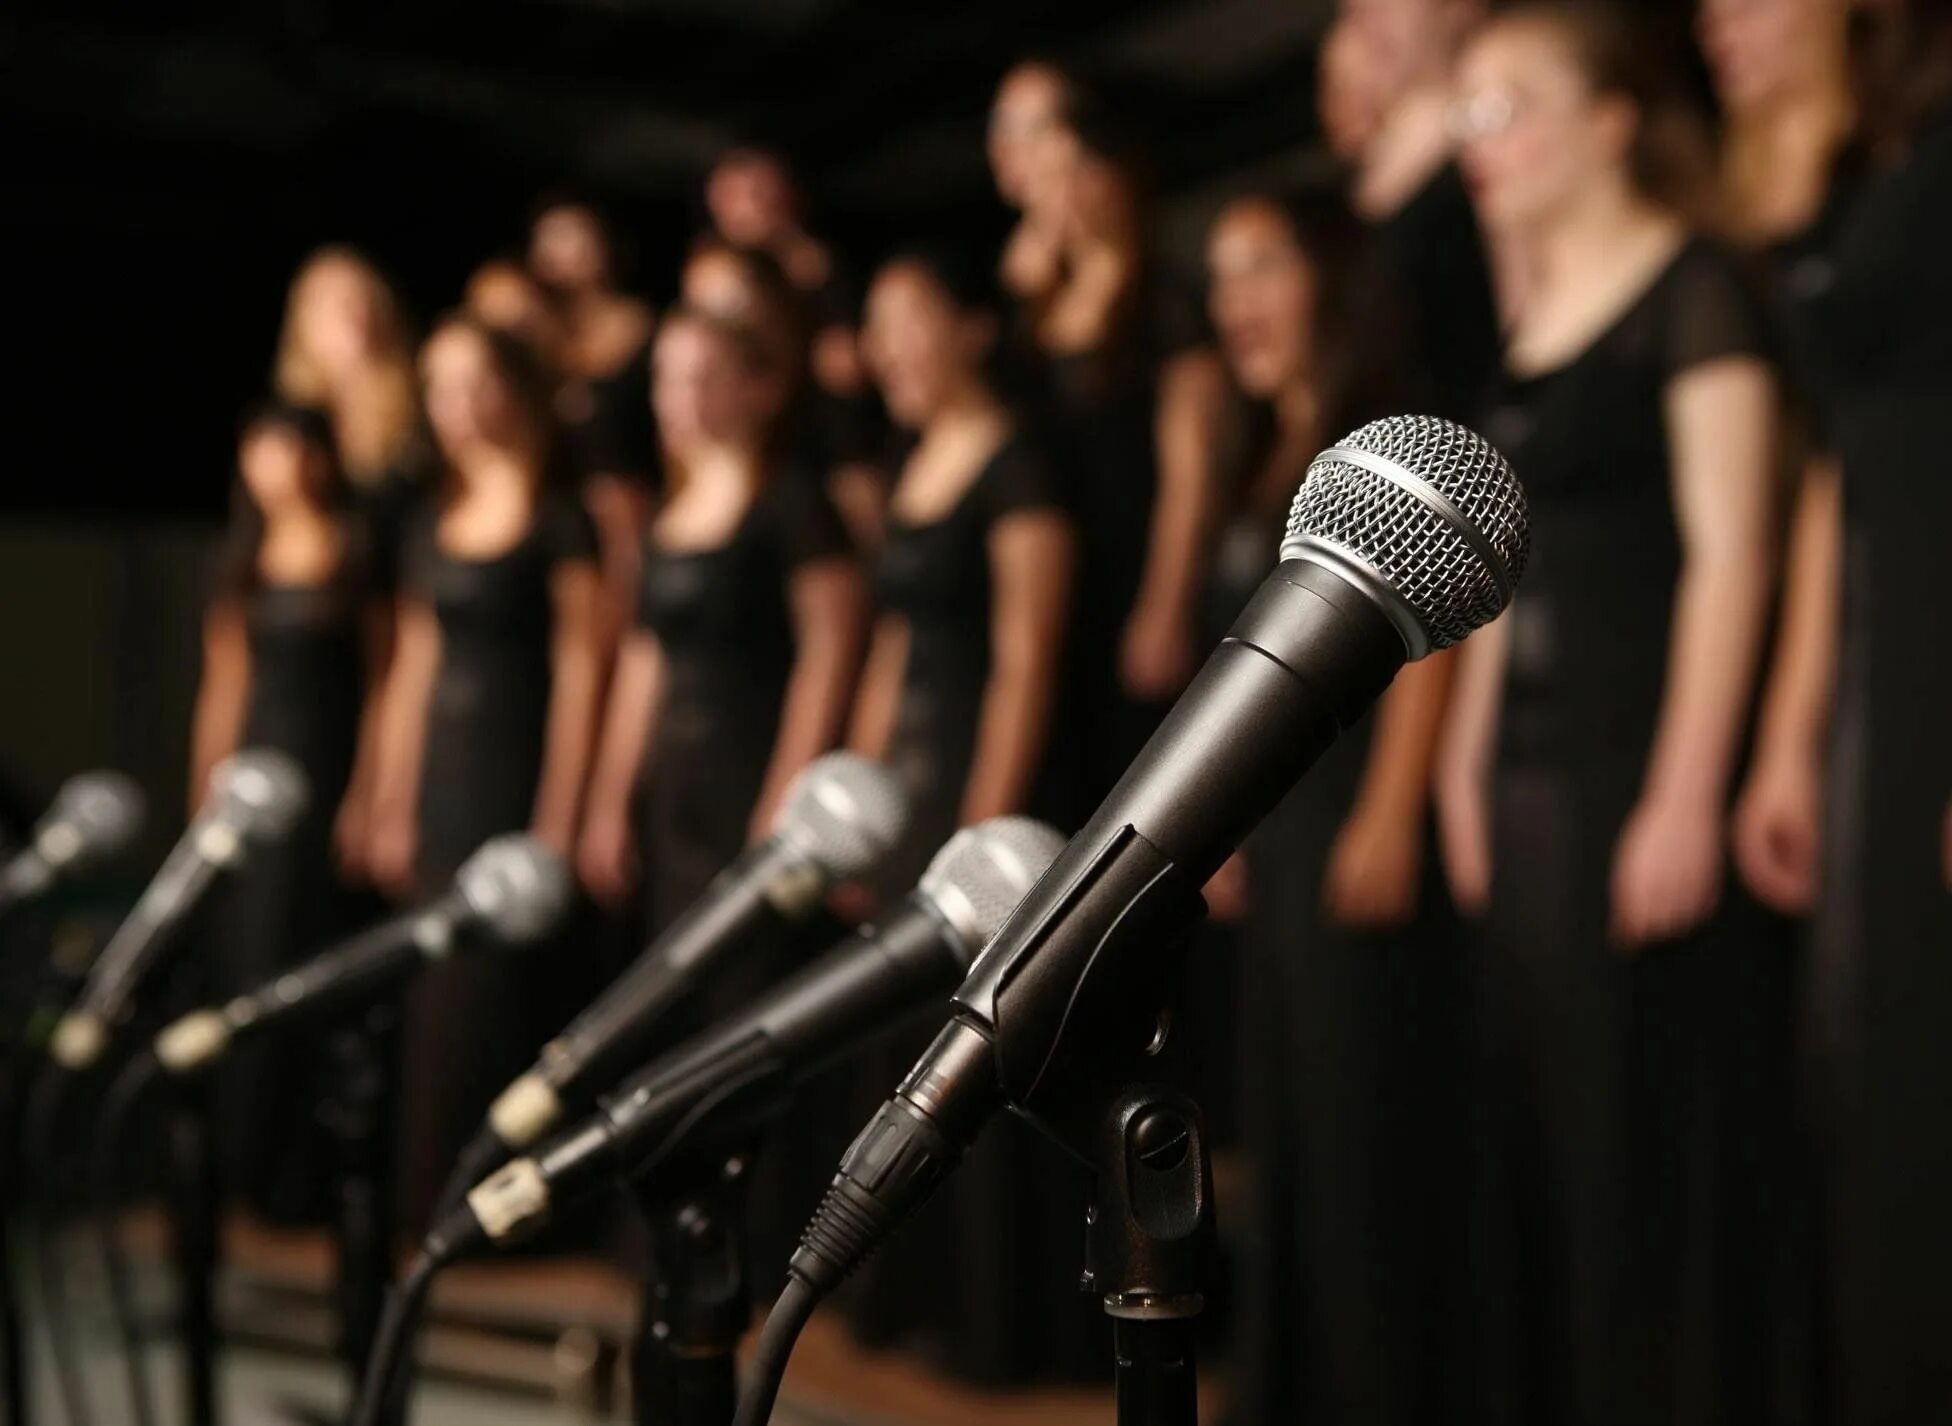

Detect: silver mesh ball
[919, 816, 1067, 956]
[208, 749, 310, 841]
[1281, 414, 1530, 656]
[457, 834, 574, 944]
[51, 771, 146, 859]
[776, 753, 911, 880]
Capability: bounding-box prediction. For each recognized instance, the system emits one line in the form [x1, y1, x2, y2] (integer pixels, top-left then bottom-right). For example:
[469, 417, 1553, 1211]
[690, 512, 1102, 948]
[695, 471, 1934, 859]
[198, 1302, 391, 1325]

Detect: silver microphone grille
[456, 835, 575, 944]
[206, 749, 310, 842]
[1281, 414, 1530, 658]
[774, 753, 911, 881]
[918, 817, 1068, 958]
[47, 771, 146, 862]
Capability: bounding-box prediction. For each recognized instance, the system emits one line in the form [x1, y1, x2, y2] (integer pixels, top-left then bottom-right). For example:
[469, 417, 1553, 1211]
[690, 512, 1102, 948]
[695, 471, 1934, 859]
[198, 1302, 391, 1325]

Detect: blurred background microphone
[46, 748, 307, 1071]
[478, 751, 908, 1158]
[0, 770, 145, 919]
[150, 833, 572, 1076]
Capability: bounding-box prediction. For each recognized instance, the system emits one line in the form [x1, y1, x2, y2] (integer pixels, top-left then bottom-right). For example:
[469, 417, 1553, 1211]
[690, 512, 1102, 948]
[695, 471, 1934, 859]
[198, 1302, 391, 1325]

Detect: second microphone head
[206, 748, 310, 843]
[774, 753, 911, 882]
[919, 816, 1068, 960]
[457, 835, 576, 945]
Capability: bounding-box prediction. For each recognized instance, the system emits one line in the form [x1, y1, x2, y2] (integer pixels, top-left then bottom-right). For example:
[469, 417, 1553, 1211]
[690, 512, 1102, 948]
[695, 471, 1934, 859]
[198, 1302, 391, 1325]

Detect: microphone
[481, 752, 909, 1153]
[444, 817, 1067, 1251]
[149, 834, 573, 1076]
[779, 415, 1531, 1314]
[46, 749, 309, 1070]
[0, 770, 146, 917]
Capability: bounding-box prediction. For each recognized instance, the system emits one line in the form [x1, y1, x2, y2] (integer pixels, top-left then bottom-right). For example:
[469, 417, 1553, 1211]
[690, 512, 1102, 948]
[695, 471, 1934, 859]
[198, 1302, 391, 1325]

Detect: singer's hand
[332, 791, 372, 883]
[1731, 748, 1822, 915]
[367, 810, 419, 901]
[1434, 771, 1493, 917]
[1119, 599, 1197, 702]
[1202, 851, 1250, 923]
[1322, 800, 1423, 930]
[577, 808, 636, 908]
[1610, 791, 1723, 950]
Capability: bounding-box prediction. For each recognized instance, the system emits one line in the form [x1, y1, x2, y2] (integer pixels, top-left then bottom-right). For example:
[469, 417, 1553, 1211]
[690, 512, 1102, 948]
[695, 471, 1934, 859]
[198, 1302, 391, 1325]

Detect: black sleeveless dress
[1209, 502, 1472, 1426]
[842, 432, 1105, 1384]
[632, 470, 850, 949]
[1796, 107, 1952, 1426]
[207, 552, 369, 1222]
[394, 491, 599, 1229]
[1472, 240, 1789, 1426]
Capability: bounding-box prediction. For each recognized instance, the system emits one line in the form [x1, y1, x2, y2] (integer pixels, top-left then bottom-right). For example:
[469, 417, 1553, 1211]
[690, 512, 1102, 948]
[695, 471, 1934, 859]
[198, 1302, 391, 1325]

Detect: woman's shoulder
[974, 425, 1066, 519]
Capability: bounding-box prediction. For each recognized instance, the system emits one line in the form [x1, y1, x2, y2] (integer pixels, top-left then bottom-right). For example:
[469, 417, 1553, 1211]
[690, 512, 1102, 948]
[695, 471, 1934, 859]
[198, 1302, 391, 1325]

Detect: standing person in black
[274, 248, 430, 613]
[188, 401, 385, 1223]
[1204, 194, 1468, 1426]
[366, 315, 605, 1232]
[843, 251, 1083, 1384]
[1730, 5, 1952, 1419]
[1340, 0, 1504, 417]
[1436, 7, 1784, 1423]
[1014, 99, 1230, 805]
[576, 305, 865, 942]
[988, 60, 1077, 306]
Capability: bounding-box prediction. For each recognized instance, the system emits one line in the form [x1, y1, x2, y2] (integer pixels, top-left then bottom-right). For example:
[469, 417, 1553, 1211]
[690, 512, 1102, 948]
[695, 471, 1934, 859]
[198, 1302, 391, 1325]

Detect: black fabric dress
[842, 432, 1104, 1385]
[1796, 107, 1952, 1426]
[1208, 501, 1471, 1426]
[1373, 163, 1502, 424]
[206, 547, 369, 1223]
[394, 491, 599, 1230]
[1472, 240, 1792, 1426]
[563, 337, 660, 493]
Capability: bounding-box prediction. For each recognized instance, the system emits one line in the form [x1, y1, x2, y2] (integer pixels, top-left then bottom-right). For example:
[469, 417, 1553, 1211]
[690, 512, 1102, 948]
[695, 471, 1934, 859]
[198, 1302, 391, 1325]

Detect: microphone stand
[630, 1153, 751, 1426]
[322, 1003, 402, 1393]
[165, 1072, 220, 1426]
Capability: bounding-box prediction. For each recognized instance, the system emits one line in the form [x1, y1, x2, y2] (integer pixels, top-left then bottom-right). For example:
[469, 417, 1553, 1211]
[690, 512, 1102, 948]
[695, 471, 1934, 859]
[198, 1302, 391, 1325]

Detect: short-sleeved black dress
[1472, 240, 1793, 1425]
[206, 539, 370, 1222]
[1797, 106, 1952, 1426]
[1373, 163, 1502, 423]
[394, 490, 599, 1229]
[843, 432, 1104, 1384]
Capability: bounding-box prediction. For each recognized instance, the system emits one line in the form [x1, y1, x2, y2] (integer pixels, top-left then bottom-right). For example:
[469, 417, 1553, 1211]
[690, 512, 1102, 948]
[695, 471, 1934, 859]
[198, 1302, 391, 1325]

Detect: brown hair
[273, 245, 421, 487]
[1856, 0, 1952, 158]
[1494, 0, 1717, 220]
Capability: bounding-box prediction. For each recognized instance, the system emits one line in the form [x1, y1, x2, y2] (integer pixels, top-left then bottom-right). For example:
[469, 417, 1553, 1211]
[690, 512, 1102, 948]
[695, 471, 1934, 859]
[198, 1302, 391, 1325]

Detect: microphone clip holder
[630, 1149, 752, 1426]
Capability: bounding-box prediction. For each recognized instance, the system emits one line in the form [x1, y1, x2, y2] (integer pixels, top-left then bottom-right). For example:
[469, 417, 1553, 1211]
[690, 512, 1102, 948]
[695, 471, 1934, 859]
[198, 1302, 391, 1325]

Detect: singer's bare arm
[1125, 348, 1230, 698]
[582, 473, 652, 663]
[847, 618, 909, 765]
[751, 558, 868, 840]
[368, 599, 441, 894]
[333, 597, 397, 878]
[1733, 454, 1840, 912]
[1612, 355, 1778, 945]
[961, 511, 1075, 826]
[578, 629, 664, 904]
[531, 562, 604, 856]
[187, 601, 249, 816]
[1433, 610, 1510, 915]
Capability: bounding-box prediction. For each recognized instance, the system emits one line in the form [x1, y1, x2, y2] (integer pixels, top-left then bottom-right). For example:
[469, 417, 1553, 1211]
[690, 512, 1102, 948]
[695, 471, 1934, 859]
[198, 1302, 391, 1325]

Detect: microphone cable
[87, 1049, 164, 1426]
[21, 1068, 100, 1426]
[732, 1276, 819, 1426]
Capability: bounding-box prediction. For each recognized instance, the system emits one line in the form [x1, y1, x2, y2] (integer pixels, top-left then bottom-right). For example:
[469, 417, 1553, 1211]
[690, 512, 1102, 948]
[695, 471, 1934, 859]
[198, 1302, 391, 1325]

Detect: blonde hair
[273, 246, 420, 488]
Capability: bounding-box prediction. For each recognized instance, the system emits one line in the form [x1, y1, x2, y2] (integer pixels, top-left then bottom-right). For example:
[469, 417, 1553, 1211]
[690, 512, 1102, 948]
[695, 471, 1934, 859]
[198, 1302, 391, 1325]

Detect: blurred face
[529, 205, 611, 292]
[705, 152, 797, 248]
[652, 319, 752, 455]
[682, 249, 760, 324]
[239, 425, 321, 514]
[1698, 0, 1843, 112]
[295, 258, 379, 378]
[1454, 18, 1634, 229]
[466, 263, 563, 362]
[1319, 19, 1390, 160]
[421, 325, 524, 461]
[863, 263, 987, 428]
[988, 63, 1069, 206]
[1206, 200, 1321, 398]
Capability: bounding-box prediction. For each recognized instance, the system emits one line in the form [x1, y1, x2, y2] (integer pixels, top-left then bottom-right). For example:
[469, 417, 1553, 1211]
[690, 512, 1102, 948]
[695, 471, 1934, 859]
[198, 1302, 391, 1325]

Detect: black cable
[430, 1125, 507, 1224]
[21, 1068, 98, 1426]
[88, 1051, 163, 1426]
[730, 1276, 819, 1426]
[347, 1251, 438, 1426]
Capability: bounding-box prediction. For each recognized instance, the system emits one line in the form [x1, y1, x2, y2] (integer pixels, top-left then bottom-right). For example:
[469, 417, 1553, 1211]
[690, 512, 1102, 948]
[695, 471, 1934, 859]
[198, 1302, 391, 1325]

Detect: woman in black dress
[367, 315, 605, 1229]
[576, 306, 865, 939]
[1730, 5, 1952, 1418]
[843, 251, 1082, 1383]
[188, 401, 385, 1221]
[1438, 6, 1785, 1421]
[1014, 101, 1230, 803]
[1204, 193, 1468, 1426]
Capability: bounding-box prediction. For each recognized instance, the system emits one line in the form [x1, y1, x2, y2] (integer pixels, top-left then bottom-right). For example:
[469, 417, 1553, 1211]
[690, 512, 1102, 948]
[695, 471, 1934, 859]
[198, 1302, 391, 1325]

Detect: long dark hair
[212, 400, 350, 601]
[1857, 0, 1952, 158]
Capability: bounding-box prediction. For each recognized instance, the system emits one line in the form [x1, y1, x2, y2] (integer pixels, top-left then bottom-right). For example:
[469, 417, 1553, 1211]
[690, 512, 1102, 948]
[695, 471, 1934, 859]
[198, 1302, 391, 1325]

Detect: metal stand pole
[631, 1155, 749, 1426]
[324, 1002, 401, 1393]
[167, 1077, 220, 1426]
